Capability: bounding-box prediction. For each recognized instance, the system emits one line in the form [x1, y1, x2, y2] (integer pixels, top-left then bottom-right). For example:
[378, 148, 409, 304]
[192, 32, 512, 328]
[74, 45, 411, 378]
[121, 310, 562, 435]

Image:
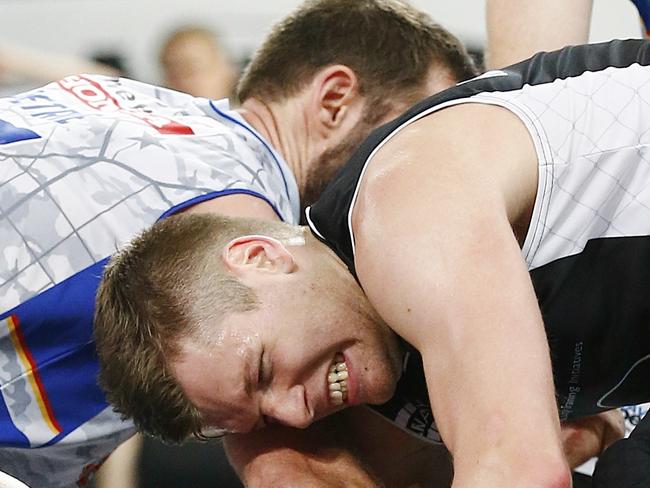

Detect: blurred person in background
[159, 25, 238, 100]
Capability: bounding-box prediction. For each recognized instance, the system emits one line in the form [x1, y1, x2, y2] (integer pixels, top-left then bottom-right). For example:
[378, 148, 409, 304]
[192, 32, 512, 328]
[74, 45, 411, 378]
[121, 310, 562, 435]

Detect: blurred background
[0, 0, 644, 486]
[0, 0, 643, 96]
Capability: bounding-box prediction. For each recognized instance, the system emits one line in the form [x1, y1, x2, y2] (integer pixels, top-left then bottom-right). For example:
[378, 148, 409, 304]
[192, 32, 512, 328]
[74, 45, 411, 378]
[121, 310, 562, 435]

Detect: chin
[365, 369, 400, 405]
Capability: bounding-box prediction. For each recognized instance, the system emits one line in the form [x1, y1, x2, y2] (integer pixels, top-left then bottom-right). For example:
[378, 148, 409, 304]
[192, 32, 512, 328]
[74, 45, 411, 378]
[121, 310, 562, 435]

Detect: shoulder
[352, 103, 537, 237]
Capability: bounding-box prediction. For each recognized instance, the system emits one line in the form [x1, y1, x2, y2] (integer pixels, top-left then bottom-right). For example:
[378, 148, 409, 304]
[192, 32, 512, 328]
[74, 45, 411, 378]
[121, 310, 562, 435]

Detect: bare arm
[226, 423, 382, 488]
[0, 44, 120, 83]
[226, 406, 452, 488]
[93, 434, 141, 488]
[485, 0, 593, 69]
[353, 104, 570, 487]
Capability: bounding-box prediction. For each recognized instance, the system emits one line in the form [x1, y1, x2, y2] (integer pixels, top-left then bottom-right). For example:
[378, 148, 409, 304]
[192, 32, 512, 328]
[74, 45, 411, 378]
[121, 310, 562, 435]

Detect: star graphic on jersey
[127, 132, 165, 150]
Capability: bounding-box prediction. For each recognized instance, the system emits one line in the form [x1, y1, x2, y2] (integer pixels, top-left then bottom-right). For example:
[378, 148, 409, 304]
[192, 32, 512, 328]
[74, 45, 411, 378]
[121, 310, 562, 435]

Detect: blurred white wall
[0, 0, 643, 84]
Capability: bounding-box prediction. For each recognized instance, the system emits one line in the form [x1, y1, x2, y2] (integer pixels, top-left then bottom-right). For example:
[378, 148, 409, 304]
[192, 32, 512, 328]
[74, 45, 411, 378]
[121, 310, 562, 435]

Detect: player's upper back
[0, 75, 299, 314]
[307, 39, 650, 275]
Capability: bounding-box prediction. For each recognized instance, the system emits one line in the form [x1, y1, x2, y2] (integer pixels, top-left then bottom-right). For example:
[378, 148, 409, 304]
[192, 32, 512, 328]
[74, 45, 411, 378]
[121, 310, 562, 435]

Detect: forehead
[165, 36, 217, 59]
[171, 325, 258, 430]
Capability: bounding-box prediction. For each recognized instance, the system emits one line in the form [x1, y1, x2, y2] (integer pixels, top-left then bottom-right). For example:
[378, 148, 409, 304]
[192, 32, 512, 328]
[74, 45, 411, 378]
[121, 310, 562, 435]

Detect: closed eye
[257, 347, 274, 389]
[257, 347, 265, 387]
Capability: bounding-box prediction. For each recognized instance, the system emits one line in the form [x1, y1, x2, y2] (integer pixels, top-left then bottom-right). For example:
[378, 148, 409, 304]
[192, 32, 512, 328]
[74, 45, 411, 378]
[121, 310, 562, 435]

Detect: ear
[311, 64, 362, 129]
[222, 235, 296, 276]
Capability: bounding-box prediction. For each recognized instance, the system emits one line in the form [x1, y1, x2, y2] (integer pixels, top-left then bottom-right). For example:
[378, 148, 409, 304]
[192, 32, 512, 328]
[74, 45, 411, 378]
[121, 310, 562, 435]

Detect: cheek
[361, 349, 403, 404]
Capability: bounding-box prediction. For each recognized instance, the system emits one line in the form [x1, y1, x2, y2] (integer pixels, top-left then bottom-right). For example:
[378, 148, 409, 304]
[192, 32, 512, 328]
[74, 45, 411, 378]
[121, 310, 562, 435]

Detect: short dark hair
[237, 0, 477, 104]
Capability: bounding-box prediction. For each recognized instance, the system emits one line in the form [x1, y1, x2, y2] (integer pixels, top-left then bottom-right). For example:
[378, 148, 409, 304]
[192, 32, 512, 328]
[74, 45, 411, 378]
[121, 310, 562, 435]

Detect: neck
[237, 97, 310, 197]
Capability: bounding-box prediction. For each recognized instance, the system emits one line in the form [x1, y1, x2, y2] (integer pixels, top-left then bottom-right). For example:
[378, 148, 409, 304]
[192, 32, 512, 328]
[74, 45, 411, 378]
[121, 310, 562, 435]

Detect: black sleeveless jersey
[307, 39, 650, 444]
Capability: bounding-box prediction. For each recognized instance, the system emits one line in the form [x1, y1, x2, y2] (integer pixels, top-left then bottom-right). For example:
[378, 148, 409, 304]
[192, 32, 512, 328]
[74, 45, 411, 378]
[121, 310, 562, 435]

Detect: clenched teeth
[327, 356, 349, 405]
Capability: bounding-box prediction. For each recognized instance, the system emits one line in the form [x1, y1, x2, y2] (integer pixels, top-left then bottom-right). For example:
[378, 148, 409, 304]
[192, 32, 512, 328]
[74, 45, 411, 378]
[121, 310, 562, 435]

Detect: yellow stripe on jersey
[5, 315, 62, 437]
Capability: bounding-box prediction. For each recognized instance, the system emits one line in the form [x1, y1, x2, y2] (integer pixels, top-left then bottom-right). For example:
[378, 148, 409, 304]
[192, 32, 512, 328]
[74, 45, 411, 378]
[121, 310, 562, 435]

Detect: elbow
[553, 466, 573, 488]
[492, 448, 573, 487]
[451, 450, 572, 487]
[547, 469, 572, 488]
[531, 456, 572, 488]
[490, 456, 571, 488]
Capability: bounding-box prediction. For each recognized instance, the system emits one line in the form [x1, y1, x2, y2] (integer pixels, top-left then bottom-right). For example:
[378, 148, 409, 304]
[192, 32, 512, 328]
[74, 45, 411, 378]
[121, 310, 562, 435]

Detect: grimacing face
[171, 247, 405, 435]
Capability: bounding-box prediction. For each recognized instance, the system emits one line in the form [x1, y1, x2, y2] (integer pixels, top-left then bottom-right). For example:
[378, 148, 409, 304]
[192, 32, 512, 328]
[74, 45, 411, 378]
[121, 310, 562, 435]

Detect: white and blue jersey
[0, 75, 299, 487]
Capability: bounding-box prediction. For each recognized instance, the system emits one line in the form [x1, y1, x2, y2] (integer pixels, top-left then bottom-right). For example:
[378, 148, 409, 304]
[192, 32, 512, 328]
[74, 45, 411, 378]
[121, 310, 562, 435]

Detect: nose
[262, 385, 312, 429]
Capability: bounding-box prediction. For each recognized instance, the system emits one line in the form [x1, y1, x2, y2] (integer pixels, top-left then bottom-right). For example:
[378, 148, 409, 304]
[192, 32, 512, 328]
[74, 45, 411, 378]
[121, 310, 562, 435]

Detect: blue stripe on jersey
[0, 119, 40, 145]
[0, 259, 110, 446]
[158, 188, 285, 221]
[632, 0, 650, 31]
[208, 102, 292, 201]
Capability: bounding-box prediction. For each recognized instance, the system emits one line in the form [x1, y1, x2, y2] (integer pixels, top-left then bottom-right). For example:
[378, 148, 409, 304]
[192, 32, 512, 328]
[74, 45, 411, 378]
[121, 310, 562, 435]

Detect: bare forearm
[0, 45, 119, 83]
[225, 415, 383, 488]
[233, 445, 382, 488]
[486, 0, 593, 69]
[225, 407, 452, 488]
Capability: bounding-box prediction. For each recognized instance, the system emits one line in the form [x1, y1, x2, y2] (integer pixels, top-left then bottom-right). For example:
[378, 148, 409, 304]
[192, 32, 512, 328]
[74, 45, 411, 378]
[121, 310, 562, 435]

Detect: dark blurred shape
[572, 472, 592, 488]
[466, 46, 485, 72]
[138, 437, 243, 488]
[593, 411, 650, 488]
[91, 51, 131, 78]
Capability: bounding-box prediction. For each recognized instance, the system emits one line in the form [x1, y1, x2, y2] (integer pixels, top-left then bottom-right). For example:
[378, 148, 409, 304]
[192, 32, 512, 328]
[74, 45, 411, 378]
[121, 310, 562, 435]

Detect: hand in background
[560, 410, 625, 468]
